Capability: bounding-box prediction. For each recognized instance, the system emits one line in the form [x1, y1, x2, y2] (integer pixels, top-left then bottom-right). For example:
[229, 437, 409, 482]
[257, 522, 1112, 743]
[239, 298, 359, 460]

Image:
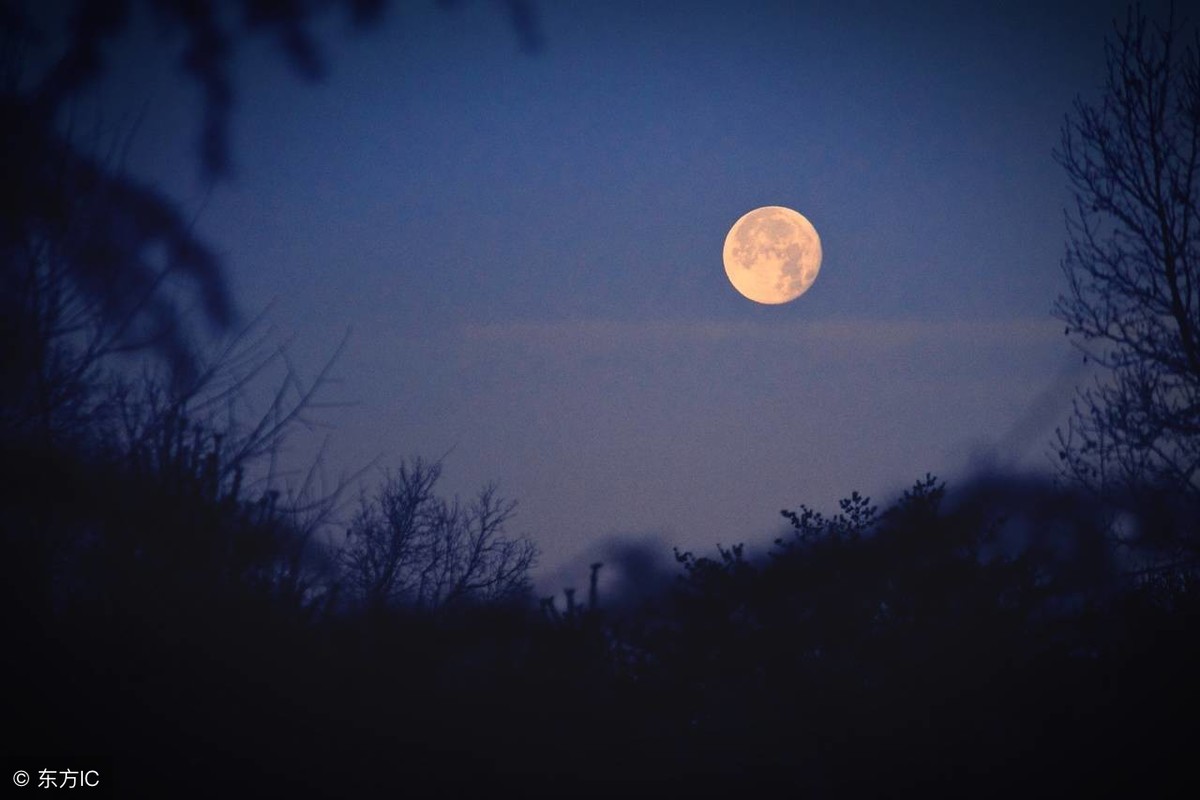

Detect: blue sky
[88, 0, 1173, 586]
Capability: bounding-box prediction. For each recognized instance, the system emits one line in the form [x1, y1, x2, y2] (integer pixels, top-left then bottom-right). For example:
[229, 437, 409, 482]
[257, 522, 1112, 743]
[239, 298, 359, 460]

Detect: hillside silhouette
[5, 448, 1199, 796]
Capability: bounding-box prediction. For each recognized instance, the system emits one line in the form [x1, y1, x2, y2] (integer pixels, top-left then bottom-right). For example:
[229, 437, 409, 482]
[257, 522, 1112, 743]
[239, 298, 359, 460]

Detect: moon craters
[723, 206, 822, 305]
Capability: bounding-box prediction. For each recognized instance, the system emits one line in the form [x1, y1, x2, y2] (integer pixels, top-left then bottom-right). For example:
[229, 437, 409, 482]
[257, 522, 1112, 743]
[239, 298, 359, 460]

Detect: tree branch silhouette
[1054, 5, 1200, 499]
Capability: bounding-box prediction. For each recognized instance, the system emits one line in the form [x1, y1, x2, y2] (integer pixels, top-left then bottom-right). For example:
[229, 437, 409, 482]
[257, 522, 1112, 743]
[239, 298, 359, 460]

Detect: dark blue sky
[89, 0, 1171, 585]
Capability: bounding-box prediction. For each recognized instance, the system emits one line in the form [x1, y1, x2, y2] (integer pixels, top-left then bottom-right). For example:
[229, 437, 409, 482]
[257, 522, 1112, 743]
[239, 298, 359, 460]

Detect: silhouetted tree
[340, 457, 536, 610]
[1, 0, 540, 401]
[1, 4, 563, 795]
[1054, 5, 1200, 501]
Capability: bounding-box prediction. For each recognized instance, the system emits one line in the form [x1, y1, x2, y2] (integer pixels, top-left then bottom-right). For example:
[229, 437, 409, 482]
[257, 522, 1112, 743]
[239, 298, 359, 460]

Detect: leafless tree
[341, 458, 537, 611]
[1054, 5, 1200, 500]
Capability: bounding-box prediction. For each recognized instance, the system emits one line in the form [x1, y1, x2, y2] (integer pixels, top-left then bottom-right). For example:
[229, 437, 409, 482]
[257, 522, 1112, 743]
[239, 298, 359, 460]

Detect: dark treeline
[5, 431, 1199, 796]
[4, 1, 1200, 797]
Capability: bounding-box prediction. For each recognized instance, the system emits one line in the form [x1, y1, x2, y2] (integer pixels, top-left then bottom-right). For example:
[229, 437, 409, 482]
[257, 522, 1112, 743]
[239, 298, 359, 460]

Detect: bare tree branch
[340, 458, 536, 611]
[1054, 5, 1200, 503]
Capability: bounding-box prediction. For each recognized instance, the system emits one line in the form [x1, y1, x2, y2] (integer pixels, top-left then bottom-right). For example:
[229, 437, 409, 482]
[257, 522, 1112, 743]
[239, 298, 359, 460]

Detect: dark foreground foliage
[4, 441, 1199, 798]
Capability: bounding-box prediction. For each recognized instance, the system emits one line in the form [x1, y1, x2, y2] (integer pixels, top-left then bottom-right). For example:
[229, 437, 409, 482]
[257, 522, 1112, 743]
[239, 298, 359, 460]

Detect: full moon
[722, 206, 822, 304]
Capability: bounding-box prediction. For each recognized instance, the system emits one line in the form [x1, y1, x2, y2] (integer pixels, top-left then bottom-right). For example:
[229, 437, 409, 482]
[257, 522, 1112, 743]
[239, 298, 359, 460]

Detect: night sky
[86, 0, 1173, 587]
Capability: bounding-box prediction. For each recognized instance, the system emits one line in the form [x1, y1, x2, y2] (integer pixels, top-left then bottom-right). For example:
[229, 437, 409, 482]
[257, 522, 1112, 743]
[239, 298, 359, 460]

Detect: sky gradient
[91, 0, 1175, 587]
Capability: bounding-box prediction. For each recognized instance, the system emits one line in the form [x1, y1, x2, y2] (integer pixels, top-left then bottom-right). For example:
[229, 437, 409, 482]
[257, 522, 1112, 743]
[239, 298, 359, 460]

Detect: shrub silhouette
[338, 457, 538, 612]
[591, 474, 1200, 795]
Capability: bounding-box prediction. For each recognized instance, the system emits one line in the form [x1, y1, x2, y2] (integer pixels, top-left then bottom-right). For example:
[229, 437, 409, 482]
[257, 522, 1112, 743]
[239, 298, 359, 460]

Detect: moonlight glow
[722, 206, 822, 304]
